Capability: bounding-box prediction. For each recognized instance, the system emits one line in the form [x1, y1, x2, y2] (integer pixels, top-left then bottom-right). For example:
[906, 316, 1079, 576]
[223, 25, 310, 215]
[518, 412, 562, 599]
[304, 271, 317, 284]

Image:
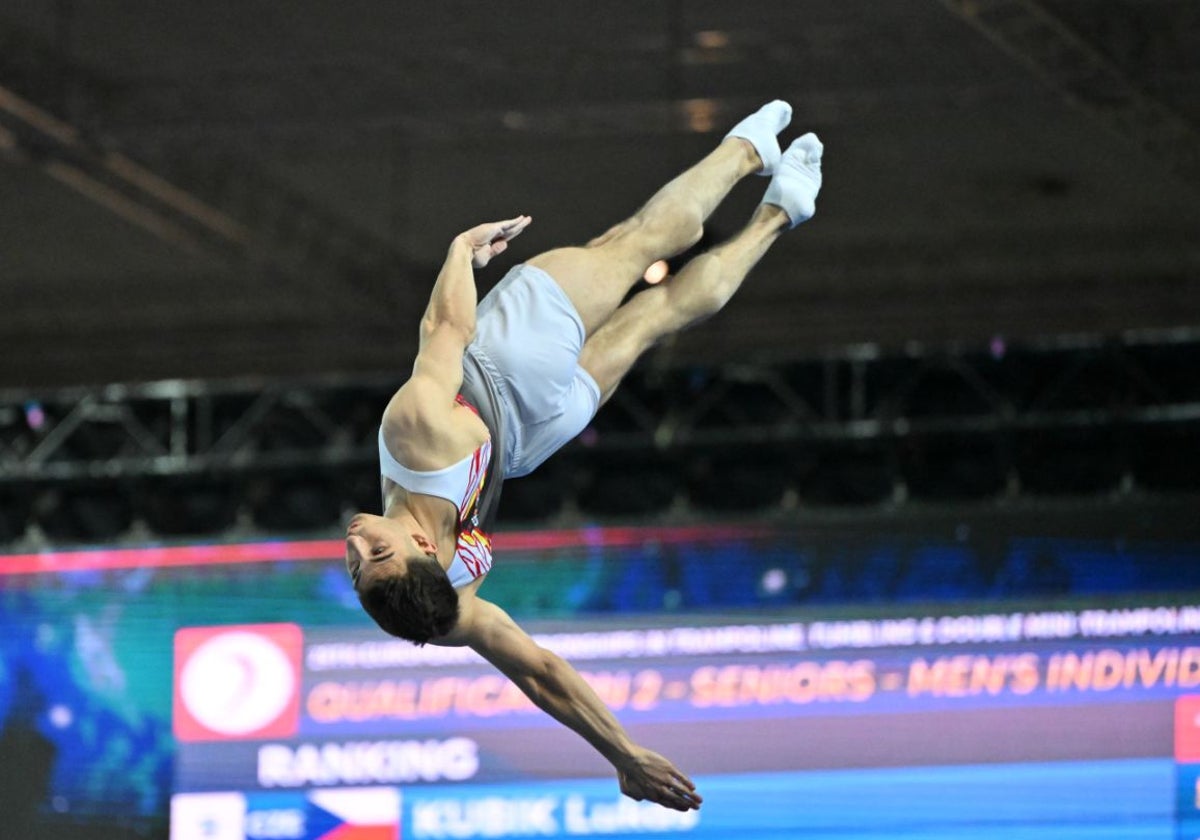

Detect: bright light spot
[683, 98, 718, 133]
[24, 401, 45, 430]
[694, 30, 730, 49]
[643, 260, 669, 284]
[48, 704, 73, 729]
[761, 568, 787, 595]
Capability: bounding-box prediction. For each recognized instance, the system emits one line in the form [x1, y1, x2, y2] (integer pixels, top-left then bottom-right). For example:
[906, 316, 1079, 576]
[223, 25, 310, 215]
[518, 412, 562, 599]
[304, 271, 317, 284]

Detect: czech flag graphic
[302, 788, 401, 840]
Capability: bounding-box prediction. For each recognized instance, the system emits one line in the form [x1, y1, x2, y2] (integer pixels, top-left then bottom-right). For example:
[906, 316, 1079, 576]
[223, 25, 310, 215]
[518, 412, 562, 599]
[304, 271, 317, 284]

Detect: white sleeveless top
[377, 396, 494, 588]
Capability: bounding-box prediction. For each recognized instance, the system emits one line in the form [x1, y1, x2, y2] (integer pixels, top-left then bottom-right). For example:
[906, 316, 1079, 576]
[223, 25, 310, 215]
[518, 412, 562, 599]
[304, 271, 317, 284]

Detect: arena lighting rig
[1, 330, 1199, 544]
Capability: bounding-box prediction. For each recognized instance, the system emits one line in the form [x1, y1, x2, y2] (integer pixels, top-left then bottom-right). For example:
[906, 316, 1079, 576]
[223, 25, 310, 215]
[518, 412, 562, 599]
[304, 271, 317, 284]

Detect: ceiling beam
[0, 82, 233, 254]
[938, 0, 1200, 193]
[0, 24, 425, 316]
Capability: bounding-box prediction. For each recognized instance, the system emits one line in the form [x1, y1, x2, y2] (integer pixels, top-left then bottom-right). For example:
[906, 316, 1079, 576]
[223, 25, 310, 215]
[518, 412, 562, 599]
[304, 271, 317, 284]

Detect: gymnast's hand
[615, 746, 703, 812]
[460, 215, 532, 268]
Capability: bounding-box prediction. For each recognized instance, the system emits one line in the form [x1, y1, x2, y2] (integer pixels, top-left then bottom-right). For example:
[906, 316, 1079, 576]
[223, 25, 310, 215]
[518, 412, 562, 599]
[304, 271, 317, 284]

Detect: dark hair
[357, 559, 459, 645]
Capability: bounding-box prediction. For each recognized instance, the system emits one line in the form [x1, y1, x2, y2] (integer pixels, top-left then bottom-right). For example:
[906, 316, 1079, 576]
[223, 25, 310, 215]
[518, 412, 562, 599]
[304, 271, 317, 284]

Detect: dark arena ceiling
[1, 0, 1198, 391]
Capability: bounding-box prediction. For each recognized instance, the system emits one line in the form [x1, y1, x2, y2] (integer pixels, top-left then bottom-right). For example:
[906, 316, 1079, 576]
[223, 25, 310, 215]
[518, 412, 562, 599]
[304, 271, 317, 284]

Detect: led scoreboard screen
[171, 602, 1200, 840]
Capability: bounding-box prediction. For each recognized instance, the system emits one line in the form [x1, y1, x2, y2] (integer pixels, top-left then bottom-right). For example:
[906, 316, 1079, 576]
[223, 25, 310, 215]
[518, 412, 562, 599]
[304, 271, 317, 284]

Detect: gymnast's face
[344, 513, 439, 589]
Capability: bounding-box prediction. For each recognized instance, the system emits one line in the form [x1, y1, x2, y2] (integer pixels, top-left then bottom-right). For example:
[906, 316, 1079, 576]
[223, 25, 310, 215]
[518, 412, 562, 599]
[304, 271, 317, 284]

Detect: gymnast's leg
[527, 100, 794, 336]
[578, 133, 824, 404]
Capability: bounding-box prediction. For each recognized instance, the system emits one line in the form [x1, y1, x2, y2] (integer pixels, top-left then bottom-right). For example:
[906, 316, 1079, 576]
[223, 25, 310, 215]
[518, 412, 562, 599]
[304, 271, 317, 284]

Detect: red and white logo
[1177, 695, 1200, 762]
[174, 623, 303, 742]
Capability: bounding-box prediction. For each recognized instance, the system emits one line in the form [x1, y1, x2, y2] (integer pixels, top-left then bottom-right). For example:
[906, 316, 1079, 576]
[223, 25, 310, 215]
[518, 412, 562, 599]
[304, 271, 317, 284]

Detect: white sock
[762, 133, 823, 227]
[723, 100, 793, 176]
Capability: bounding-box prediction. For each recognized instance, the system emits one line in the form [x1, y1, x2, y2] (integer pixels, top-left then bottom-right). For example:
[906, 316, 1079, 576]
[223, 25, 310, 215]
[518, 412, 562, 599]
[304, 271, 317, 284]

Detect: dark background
[1, 0, 1198, 388]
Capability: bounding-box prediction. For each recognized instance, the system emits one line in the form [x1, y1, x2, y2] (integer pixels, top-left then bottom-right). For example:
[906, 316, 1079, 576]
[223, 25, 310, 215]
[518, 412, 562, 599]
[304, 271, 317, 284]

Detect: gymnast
[345, 100, 823, 811]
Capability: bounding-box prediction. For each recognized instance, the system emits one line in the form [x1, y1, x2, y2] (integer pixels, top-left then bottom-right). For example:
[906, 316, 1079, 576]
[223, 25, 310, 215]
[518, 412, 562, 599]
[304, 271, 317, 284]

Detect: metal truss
[594, 330, 1200, 450]
[0, 376, 393, 484]
[2, 329, 1198, 487]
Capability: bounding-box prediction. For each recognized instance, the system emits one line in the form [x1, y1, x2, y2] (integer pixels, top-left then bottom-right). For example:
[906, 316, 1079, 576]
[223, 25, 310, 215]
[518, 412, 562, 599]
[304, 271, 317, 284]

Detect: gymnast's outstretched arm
[439, 595, 703, 812]
[412, 217, 530, 377]
[386, 216, 532, 427]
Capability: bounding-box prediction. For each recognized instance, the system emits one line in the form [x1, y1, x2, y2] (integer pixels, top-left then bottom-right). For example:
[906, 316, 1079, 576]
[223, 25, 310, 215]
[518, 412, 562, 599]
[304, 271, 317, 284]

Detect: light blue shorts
[468, 263, 601, 478]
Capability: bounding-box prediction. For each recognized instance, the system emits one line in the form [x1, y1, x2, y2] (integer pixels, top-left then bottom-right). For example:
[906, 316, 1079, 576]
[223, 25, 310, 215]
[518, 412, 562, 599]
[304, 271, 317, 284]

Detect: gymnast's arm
[417, 214, 531, 358]
[438, 595, 703, 812]
[385, 217, 532, 429]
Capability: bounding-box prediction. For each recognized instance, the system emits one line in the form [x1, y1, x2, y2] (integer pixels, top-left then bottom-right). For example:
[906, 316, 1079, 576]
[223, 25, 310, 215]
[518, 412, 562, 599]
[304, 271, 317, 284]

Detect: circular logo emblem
[179, 630, 297, 737]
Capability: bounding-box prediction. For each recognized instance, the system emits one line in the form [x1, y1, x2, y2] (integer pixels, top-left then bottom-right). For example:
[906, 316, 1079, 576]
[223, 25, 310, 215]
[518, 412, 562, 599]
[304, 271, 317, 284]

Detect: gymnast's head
[345, 513, 459, 645]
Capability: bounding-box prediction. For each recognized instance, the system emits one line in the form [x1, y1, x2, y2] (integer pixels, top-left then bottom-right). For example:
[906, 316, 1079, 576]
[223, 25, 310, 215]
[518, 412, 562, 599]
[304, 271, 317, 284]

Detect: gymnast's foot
[762, 133, 823, 227]
[724, 100, 793, 176]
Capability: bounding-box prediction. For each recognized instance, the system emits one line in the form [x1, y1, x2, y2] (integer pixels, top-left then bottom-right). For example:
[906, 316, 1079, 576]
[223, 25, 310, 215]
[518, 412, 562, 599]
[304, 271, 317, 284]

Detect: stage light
[48, 705, 73, 729]
[989, 336, 1007, 360]
[23, 401, 45, 431]
[760, 567, 788, 596]
[682, 98, 719, 132]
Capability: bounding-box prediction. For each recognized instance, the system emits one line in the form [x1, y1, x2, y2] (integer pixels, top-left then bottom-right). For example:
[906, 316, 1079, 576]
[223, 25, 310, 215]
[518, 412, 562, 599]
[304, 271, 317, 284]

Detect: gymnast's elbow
[419, 314, 476, 348]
